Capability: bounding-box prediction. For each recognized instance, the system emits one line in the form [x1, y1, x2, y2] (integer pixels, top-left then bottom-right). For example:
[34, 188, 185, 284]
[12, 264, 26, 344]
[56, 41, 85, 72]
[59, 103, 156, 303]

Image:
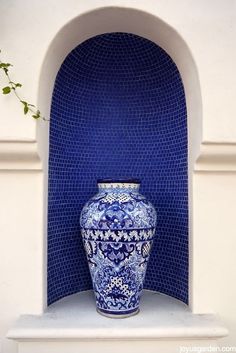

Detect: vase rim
[97, 178, 140, 184]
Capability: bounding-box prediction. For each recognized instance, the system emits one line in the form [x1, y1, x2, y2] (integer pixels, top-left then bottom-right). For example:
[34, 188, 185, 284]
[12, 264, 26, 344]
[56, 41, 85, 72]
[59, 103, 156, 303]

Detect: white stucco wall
[0, 1, 236, 352]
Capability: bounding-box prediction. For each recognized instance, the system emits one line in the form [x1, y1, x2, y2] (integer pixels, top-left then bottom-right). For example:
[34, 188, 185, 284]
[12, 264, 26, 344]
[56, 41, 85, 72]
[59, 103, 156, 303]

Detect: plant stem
[0, 56, 49, 121]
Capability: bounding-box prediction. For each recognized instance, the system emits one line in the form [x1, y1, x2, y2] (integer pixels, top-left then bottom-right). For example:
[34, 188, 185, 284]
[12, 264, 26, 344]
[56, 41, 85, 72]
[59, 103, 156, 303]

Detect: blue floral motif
[98, 202, 134, 229]
[98, 242, 135, 265]
[80, 181, 157, 317]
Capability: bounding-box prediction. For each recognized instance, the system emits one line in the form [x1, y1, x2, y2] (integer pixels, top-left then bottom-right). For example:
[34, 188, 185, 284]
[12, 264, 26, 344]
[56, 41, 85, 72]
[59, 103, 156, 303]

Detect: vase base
[97, 307, 139, 319]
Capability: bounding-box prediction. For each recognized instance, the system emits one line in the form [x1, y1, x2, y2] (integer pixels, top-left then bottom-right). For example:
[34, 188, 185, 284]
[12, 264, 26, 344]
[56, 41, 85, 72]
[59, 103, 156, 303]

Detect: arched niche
[36, 7, 202, 309]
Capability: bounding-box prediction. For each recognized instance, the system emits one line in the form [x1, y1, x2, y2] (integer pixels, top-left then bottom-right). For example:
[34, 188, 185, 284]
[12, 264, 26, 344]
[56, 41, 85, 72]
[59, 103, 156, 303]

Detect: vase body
[80, 179, 157, 318]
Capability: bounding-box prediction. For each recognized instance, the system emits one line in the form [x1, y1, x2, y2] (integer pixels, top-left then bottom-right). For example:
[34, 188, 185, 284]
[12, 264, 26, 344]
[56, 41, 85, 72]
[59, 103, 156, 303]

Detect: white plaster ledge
[0, 140, 42, 170]
[7, 290, 228, 341]
[195, 142, 236, 172]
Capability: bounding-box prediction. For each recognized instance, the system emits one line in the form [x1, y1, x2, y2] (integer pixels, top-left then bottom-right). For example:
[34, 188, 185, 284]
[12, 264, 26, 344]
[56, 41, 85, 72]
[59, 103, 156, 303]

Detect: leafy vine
[0, 50, 48, 121]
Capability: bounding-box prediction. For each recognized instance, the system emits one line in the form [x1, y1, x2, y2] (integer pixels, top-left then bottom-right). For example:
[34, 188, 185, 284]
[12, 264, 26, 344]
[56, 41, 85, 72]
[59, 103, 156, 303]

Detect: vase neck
[97, 179, 140, 192]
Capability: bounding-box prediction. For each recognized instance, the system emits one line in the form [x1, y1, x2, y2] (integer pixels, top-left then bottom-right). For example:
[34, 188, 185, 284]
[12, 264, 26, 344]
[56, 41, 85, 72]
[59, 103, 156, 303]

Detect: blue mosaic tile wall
[48, 33, 188, 305]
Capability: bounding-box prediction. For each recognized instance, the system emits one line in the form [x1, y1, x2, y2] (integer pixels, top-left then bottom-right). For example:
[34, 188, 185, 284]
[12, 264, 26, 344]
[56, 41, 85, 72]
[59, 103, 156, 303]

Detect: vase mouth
[97, 178, 140, 184]
[97, 178, 140, 190]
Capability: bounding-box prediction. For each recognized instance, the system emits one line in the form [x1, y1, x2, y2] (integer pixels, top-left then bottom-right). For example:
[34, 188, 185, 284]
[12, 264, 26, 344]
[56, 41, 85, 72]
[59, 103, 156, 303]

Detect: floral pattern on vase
[80, 179, 157, 317]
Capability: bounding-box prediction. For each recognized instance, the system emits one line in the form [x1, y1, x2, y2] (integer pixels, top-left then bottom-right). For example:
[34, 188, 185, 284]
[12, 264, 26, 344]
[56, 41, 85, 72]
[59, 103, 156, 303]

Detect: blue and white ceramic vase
[80, 179, 157, 318]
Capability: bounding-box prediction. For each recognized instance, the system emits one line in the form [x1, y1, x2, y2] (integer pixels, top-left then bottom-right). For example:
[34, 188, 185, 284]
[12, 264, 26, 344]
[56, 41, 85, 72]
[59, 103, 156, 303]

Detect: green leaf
[32, 110, 40, 119]
[0, 63, 12, 75]
[2, 86, 11, 94]
[24, 105, 29, 114]
[9, 81, 22, 88]
[20, 101, 29, 114]
[0, 63, 12, 69]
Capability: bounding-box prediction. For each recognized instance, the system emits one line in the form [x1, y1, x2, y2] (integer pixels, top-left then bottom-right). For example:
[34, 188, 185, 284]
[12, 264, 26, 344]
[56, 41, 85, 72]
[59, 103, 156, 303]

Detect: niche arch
[36, 7, 202, 308]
